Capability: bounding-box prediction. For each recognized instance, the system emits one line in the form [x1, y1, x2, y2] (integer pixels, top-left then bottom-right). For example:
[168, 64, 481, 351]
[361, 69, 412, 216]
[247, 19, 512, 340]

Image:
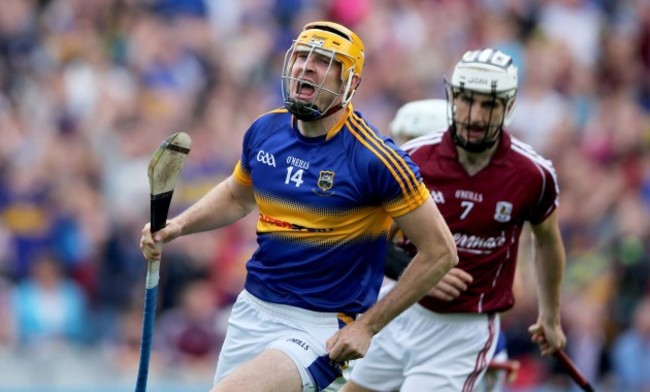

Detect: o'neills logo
[453, 232, 506, 254]
[259, 213, 334, 233]
[287, 338, 309, 351]
[260, 213, 294, 229]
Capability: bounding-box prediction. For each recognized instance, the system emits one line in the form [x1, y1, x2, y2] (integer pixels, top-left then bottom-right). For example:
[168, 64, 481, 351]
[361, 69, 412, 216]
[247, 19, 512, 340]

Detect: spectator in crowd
[611, 296, 650, 391]
[156, 277, 224, 378]
[11, 253, 89, 345]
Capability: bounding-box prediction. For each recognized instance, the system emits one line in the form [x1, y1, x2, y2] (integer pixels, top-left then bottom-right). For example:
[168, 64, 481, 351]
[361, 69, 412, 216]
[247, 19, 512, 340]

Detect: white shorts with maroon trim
[214, 290, 350, 391]
[349, 303, 498, 392]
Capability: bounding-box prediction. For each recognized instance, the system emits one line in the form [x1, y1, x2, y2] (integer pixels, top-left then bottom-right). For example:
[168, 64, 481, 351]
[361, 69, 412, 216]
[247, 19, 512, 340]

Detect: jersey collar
[289, 104, 352, 142]
[325, 104, 353, 141]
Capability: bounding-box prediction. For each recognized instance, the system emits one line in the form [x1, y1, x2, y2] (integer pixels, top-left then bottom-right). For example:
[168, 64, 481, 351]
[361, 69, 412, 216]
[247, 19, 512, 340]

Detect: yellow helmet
[294, 21, 365, 80]
[282, 21, 365, 121]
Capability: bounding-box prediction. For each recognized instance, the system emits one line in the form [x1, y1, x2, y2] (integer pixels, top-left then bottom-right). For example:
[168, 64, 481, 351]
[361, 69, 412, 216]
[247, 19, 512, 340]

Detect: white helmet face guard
[446, 84, 510, 152]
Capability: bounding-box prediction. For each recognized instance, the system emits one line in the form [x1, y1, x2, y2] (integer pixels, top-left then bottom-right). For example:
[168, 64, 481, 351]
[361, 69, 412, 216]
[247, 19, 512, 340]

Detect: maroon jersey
[401, 129, 558, 314]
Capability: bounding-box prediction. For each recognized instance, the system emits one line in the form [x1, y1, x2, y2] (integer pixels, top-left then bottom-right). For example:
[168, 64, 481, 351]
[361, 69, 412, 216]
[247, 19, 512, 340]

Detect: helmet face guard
[282, 21, 365, 121]
[445, 84, 512, 153]
[282, 45, 348, 121]
[446, 48, 518, 152]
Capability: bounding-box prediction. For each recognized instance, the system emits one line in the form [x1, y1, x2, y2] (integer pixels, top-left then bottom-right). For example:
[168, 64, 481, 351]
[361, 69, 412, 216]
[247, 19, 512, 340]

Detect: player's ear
[347, 74, 360, 92]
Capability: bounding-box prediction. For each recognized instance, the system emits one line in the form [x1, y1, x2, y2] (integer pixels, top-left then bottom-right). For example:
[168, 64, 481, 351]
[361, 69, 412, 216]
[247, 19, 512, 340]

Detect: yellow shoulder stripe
[233, 160, 252, 186]
[347, 114, 422, 208]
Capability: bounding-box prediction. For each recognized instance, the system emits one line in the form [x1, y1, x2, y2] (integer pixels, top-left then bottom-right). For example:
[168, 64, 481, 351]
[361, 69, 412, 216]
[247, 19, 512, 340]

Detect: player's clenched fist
[326, 320, 374, 363]
[427, 267, 473, 301]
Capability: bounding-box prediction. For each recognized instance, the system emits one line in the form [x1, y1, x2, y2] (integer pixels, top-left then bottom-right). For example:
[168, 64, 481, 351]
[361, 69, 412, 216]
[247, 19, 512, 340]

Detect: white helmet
[446, 48, 518, 152]
[389, 99, 449, 139]
[450, 48, 518, 100]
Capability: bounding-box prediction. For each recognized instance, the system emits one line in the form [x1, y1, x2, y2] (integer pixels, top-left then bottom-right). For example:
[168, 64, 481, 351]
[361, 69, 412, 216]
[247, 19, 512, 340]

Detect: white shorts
[214, 290, 351, 391]
[475, 350, 509, 392]
[349, 303, 499, 392]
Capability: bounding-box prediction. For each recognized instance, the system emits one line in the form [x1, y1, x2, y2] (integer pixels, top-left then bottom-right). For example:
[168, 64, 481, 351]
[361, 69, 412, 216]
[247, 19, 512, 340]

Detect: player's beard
[451, 122, 501, 153]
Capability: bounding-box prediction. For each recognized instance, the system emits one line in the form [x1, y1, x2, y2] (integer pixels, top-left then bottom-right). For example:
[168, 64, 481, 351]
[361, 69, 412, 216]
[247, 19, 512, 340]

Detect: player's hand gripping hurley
[530, 325, 595, 392]
[135, 132, 191, 392]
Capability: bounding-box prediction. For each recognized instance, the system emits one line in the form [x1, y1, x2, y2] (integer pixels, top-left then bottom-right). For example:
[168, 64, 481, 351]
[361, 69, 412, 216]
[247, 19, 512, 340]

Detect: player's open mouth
[294, 82, 316, 100]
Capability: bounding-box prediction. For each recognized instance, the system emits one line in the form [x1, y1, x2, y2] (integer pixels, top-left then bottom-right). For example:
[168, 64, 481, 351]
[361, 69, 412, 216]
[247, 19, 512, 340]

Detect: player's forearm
[358, 198, 457, 333]
[384, 244, 413, 280]
[533, 238, 565, 322]
[360, 244, 457, 334]
[174, 177, 254, 236]
[530, 212, 566, 322]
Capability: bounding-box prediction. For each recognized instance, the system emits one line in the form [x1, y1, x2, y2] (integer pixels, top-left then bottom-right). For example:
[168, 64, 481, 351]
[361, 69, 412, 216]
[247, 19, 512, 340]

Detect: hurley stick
[135, 132, 191, 392]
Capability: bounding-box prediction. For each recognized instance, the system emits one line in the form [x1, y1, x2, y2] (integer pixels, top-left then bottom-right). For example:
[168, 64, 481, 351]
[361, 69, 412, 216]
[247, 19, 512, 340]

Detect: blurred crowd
[1, 0, 649, 390]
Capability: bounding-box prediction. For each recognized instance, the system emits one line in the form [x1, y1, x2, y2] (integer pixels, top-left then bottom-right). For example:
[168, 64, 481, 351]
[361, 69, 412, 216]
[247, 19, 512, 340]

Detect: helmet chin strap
[285, 98, 344, 122]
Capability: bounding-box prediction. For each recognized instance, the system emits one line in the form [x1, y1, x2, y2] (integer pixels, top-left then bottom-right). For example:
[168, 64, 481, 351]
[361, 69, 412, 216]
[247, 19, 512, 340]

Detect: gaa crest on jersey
[318, 170, 335, 191]
[494, 201, 513, 222]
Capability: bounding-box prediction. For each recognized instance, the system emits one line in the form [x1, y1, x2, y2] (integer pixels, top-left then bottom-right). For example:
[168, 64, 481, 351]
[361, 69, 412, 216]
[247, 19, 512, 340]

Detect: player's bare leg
[210, 349, 302, 392]
[340, 381, 375, 392]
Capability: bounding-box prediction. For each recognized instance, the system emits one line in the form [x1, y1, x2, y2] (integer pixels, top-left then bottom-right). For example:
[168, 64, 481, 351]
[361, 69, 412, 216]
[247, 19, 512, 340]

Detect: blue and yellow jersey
[233, 105, 429, 313]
